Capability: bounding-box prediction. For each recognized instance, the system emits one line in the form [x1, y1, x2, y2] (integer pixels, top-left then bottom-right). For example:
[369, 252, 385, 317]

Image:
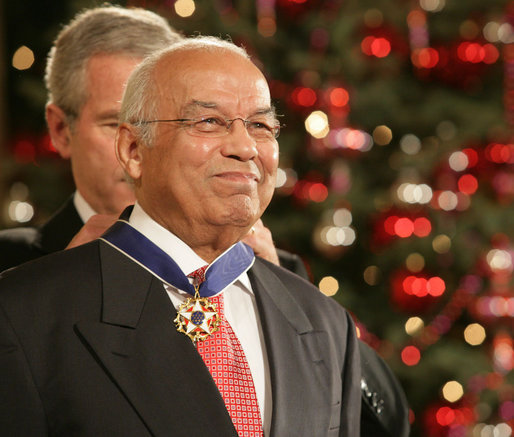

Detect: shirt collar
[127, 202, 207, 277]
[127, 203, 253, 295]
[73, 191, 97, 224]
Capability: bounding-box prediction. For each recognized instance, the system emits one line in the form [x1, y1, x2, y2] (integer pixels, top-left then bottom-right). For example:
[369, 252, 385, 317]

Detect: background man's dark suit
[0, 198, 410, 436]
[0, 197, 82, 271]
[0, 240, 361, 436]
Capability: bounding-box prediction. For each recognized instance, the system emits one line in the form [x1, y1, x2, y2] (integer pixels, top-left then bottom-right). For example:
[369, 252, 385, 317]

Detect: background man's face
[134, 49, 279, 236]
[69, 53, 141, 215]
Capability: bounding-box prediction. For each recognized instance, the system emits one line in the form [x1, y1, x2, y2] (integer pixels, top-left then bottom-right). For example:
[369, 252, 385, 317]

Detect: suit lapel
[75, 242, 238, 437]
[249, 260, 335, 436]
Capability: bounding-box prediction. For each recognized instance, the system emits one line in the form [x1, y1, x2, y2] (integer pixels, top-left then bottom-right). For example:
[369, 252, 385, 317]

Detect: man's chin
[214, 198, 260, 228]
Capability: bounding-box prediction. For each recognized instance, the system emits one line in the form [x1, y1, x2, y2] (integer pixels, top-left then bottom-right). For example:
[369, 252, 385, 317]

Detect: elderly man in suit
[0, 37, 362, 436]
[0, 6, 409, 436]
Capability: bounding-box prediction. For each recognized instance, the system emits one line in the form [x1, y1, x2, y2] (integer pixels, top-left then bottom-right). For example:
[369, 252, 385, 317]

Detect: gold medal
[174, 288, 221, 343]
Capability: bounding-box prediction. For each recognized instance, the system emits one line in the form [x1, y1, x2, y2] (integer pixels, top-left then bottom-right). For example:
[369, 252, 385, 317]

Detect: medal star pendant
[174, 287, 220, 343]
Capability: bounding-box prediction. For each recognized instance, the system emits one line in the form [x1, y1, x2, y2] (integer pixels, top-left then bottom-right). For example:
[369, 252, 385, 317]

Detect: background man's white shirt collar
[73, 191, 97, 224]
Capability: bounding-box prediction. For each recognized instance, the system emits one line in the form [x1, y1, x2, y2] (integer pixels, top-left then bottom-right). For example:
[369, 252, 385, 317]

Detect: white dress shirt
[128, 203, 272, 435]
[73, 191, 96, 224]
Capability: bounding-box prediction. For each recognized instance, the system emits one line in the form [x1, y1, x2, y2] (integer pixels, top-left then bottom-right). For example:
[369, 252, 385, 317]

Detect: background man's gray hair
[45, 5, 182, 121]
[120, 36, 251, 146]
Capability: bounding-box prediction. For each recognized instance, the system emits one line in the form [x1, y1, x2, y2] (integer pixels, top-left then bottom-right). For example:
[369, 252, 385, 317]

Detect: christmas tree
[2, 1, 513, 436]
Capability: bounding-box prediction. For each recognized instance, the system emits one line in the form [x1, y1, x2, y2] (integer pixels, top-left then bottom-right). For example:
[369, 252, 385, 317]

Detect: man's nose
[222, 119, 258, 161]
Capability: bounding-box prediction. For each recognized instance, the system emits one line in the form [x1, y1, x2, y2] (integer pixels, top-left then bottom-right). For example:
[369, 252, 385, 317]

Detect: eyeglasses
[138, 116, 281, 141]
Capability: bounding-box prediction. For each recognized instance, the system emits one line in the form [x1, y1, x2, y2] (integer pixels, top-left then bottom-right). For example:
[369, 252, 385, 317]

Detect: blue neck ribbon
[100, 220, 255, 297]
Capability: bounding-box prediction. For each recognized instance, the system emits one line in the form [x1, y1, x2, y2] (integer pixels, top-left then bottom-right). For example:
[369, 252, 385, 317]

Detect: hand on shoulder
[66, 214, 118, 249]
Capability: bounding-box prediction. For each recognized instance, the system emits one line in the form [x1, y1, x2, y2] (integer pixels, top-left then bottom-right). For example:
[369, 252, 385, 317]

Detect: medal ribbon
[100, 220, 255, 297]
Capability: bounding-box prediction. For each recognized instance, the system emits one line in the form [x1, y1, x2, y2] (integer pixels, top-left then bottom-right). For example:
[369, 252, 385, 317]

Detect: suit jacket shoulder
[249, 259, 362, 436]
[252, 259, 410, 437]
[0, 197, 83, 272]
[0, 226, 41, 272]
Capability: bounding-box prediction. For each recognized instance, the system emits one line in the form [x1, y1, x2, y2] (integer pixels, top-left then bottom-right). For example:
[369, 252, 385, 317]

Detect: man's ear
[46, 103, 73, 159]
[116, 123, 143, 182]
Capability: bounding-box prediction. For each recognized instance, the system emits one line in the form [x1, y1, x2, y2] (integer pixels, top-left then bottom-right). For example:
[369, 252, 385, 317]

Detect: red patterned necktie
[188, 267, 264, 437]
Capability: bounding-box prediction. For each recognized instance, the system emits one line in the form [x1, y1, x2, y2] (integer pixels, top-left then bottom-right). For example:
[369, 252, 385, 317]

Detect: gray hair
[120, 36, 251, 146]
[45, 5, 182, 121]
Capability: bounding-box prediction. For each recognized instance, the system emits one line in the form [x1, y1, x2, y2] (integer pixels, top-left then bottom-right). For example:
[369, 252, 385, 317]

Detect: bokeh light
[361, 36, 391, 58]
[332, 208, 352, 227]
[486, 249, 513, 272]
[437, 191, 458, 211]
[406, 253, 425, 272]
[432, 234, 452, 253]
[419, 0, 445, 12]
[397, 183, 433, 204]
[464, 323, 486, 346]
[442, 380, 464, 403]
[458, 174, 478, 195]
[12, 46, 35, 70]
[449, 151, 469, 171]
[405, 316, 425, 335]
[363, 265, 381, 285]
[329, 87, 349, 107]
[401, 345, 421, 366]
[305, 111, 329, 138]
[8, 201, 34, 223]
[319, 276, 339, 296]
[373, 125, 393, 145]
[174, 0, 196, 17]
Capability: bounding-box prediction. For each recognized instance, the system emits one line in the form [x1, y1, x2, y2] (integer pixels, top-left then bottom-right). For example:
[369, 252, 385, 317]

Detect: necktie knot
[188, 265, 208, 289]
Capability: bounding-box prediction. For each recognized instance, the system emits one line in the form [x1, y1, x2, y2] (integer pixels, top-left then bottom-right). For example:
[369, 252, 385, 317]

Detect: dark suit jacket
[0, 199, 409, 436]
[0, 241, 361, 436]
[0, 197, 83, 272]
